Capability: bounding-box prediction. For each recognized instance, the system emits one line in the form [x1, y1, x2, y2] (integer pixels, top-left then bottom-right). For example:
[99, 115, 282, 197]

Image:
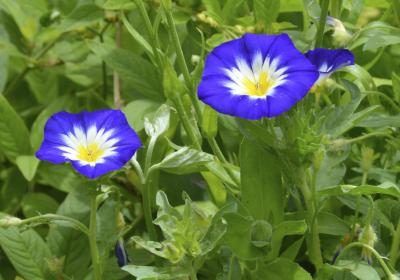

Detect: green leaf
[122, 100, 161, 132]
[58, 4, 103, 32]
[151, 147, 214, 175]
[318, 212, 350, 236]
[201, 105, 218, 138]
[269, 220, 307, 258]
[89, 41, 162, 100]
[280, 237, 304, 261]
[0, 168, 29, 214]
[97, 195, 120, 258]
[121, 13, 153, 55]
[253, 0, 280, 27]
[0, 27, 9, 93]
[201, 171, 227, 206]
[21, 192, 59, 218]
[322, 260, 381, 280]
[318, 182, 400, 198]
[358, 114, 400, 128]
[0, 227, 52, 280]
[102, 0, 135, 10]
[252, 258, 312, 280]
[0, 94, 32, 161]
[122, 265, 188, 280]
[223, 213, 267, 259]
[16, 155, 40, 181]
[36, 163, 87, 193]
[47, 191, 91, 279]
[26, 69, 58, 105]
[144, 104, 171, 138]
[0, 0, 46, 41]
[240, 139, 283, 223]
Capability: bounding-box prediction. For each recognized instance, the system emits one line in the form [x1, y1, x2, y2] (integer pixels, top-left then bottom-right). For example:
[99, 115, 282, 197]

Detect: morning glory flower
[305, 48, 354, 84]
[197, 33, 319, 120]
[36, 109, 141, 179]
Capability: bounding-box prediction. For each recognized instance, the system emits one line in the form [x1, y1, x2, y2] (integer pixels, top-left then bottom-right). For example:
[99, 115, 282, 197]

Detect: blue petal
[36, 109, 142, 179]
[305, 48, 354, 75]
[198, 33, 319, 120]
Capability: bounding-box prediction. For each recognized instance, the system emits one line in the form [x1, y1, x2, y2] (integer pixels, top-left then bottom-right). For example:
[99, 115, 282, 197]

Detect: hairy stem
[389, 217, 400, 267]
[315, 0, 330, 48]
[298, 169, 323, 269]
[134, 0, 163, 69]
[89, 193, 102, 280]
[162, 2, 202, 121]
[113, 20, 122, 109]
[0, 214, 89, 235]
[335, 242, 395, 279]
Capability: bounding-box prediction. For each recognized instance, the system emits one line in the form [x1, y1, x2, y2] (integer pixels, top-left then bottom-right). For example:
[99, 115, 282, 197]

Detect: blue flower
[198, 33, 319, 120]
[305, 48, 354, 83]
[36, 109, 142, 179]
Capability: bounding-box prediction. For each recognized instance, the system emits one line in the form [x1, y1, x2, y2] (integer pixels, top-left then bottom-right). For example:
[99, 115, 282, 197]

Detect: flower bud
[359, 225, 378, 264]
[326, 16, 352, 47]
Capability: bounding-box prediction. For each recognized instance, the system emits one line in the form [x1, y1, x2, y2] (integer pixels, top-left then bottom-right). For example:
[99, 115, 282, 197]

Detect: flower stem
[162, 2, 202, 121]
[335, 242, 395, 280]
[172, 95, 202, 150]
[315, 0, 330, 48]
[207, 137, 240, 187]
[89, 193, 102, 280]
[0, 214, 89, 235]
[389, 217, 400, 267]
[134, 0, 163, 70]
[142, 176, 158, 240]
[142, 136, 158, 241]
[330, 0, 341, 18]
[298, 169, 323, 269]
[113, 20, 122, 109]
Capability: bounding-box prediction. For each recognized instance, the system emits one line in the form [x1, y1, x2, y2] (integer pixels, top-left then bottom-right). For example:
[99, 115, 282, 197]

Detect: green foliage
[0, 0, 400, 279]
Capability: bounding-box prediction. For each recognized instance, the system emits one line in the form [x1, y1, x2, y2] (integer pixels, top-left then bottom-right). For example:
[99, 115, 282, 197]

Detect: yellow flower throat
[243, 71, 275, 97]
[77, 143, 104, 162]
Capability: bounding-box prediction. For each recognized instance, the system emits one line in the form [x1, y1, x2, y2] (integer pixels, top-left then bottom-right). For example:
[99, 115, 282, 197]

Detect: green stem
[344, 131, 388, 144]
[0, 214, 89, 235]
[335, 242, 395, 280]
[134, 0, 163, 69]
[389, 217, 400, 267]
[144, 137, 157, 174]
[392, 0, 400, 26]
[365, 90, 400, 113]
[207, 137, 240, 187]
[142, 136, 158, 241]
[162, 2, 202, 121]
[315, 0, 330, 48]
[142, 176, 158, 240]
[330, 0, 341, 18]
[298, 170, 323, 269]
[189, 260, 198, 280]
[89, 193, 102, 280]
[173, 95, 202, 150]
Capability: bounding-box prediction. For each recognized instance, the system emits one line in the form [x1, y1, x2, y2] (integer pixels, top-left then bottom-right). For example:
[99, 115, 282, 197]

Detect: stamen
[243, 71, 275, 97]
[77, 143, 105, 163]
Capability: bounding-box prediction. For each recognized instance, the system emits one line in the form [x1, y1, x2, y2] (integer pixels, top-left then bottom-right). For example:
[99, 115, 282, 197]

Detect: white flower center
[223, 52, 288, 98]
[58, 125, 119, 166]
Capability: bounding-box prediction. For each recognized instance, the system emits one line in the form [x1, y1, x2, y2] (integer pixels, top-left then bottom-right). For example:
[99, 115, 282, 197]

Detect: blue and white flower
[36, 110, 142, 179]
[305, 48, 354, 84]
[198, 33, 319, 120]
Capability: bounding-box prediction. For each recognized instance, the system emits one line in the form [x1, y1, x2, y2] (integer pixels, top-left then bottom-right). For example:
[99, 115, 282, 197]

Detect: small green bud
[202, 105, 218, 138]
[359, 225, 377, 263]
[360, 146, 377, 174]
[250, 220, 273, 248]
[0, 216, 21, 227]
